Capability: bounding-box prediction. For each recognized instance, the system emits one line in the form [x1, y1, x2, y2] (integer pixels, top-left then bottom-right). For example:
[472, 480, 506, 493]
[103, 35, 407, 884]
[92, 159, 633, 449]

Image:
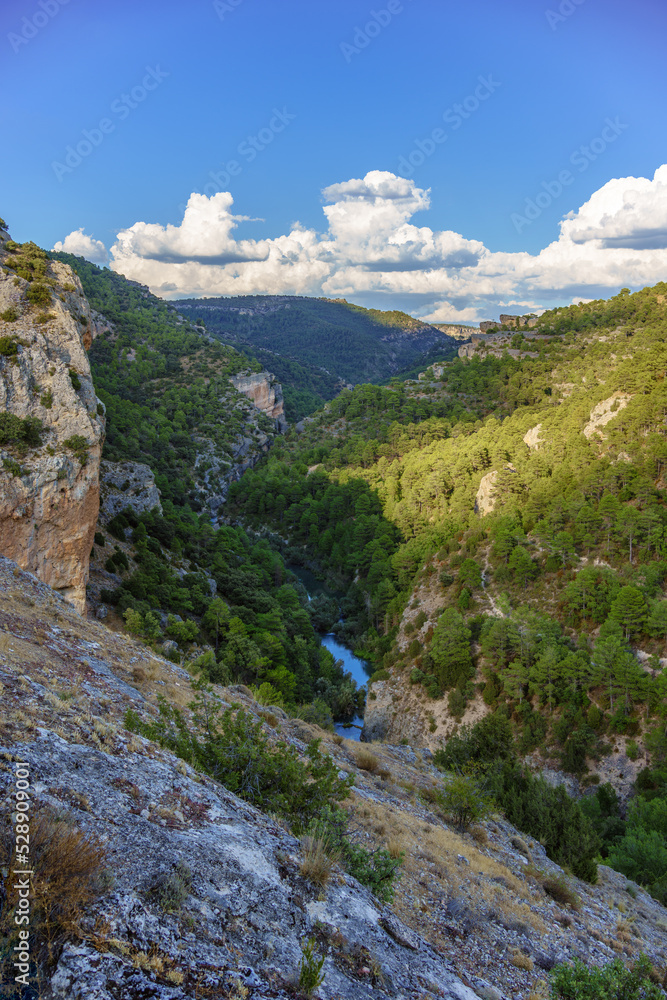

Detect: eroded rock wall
[230, 371, 288, 432]
[0, 242, 105, 612]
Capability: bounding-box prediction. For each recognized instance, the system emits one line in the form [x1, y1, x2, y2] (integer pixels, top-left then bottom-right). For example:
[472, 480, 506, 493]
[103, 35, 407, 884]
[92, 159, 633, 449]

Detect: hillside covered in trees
[172, 294, 459, 415]
[227, 283, 667, 902]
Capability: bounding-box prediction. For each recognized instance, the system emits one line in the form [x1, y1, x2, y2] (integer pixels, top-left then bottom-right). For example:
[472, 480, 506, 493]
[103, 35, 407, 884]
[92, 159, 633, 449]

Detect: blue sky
[2, 0, 667, 321]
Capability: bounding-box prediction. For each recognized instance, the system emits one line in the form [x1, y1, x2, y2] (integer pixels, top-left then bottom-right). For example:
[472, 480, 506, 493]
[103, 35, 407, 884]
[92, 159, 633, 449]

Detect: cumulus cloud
[54, 166, 667, 321]
[560, 165, 667, 250]
[112, 192, 271, 265]
[52, 228, 109, 265]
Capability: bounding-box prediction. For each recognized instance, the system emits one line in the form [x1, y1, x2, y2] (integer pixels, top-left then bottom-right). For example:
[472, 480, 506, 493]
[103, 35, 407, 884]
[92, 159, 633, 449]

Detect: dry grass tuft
[332, 733, 344, 745]
[299, 833, 342, 888]
[470, 825, 489, 847]
[511, 949, 534, 971]
[541, 874, 581, 910]
[355, 748, 380, 773]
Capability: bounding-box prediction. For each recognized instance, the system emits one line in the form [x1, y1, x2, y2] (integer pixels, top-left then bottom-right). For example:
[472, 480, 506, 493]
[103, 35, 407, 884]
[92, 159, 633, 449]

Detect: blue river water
[289, 565, 369, 741]
[321, 632, 371, 741]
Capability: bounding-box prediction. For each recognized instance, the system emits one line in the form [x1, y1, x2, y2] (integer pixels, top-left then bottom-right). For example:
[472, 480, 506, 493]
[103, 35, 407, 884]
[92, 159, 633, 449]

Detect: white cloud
[52, 228, 109, 265]
[54, 166, 667, 321]
[560, 165, 667, 250]
[112, 192, 271, 265]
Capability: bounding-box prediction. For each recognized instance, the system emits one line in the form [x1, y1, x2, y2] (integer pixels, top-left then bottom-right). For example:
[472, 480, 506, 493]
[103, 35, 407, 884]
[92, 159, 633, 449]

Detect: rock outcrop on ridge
[230, 371, 289, 433]
[0, 234, 105, 612]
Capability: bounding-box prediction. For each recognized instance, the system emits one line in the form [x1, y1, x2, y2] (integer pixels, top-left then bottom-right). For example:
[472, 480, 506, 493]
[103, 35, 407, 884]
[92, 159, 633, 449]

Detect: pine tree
[609, 586, 648, 640]
[508, 546, 537, 588]
[428, 608, 473, 692]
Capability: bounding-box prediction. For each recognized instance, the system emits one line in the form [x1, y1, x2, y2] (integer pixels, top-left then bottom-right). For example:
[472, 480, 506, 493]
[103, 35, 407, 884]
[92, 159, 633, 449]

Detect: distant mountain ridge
[172, 294, 459, 394]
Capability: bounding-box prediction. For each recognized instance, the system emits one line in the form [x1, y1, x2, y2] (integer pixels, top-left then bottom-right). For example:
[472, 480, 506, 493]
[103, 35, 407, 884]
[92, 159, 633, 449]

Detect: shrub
[94, 531, 105, 547]
[68, 369, 82, 391]
[489, 762, 600, 882]
[0, 336, 18, 356]
[148, 861, 192, 912]
[107, 512, 129, 541]
[2, 457, 25, 477]
[549, 954, 662, 999]
[0, 308, 17, 322]
[356, 748, 380, 772]
[441, 774, 491, 830]
[300, 832, 341, 887]
[0, 808, 106, 975]
[63, 434, 89, 465]
[541, 875, 581, 910]
[434, 713, 515, 773]
[298, 938, 326, 996]
[25, 282, 51, 306]
[40, 388, 53, 409]
[125, 683, 353, 834]
[0, 412, 43, 453]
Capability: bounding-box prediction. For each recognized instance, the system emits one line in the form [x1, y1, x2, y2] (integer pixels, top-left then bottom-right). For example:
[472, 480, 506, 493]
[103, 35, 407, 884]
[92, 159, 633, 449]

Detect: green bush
[25, 282, 51, 306]
[0, 412, 43, 453]
[0, 308, 17, 322]
[125, 683, 353, 834]
[298, 938, 325, 996]
[434, 713, 515, 772]
[549, 954, 662, 999]
[2, 457, 25, 478]
[440, 774, 491, 829]
[148, 862, 192, 913]
[489, 762, 600, 882]
[63, 434, 89, 465]
[0, 336, 18, 356]
[40, 389, 53, 409]
[68, 369, 82, 391]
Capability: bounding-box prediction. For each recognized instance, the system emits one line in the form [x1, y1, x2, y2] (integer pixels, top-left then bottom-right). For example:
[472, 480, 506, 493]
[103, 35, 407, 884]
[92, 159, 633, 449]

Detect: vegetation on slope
[172, 293, 458, 390]
[229, 283, 667, 900]
[50, 253, 270, 509]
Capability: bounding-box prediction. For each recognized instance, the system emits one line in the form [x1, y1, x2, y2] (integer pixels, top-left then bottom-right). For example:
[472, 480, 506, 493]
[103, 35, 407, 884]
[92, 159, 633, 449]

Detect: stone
[229, 372, 288, 432]
[95, 603, 108, 620]
[583, 392, 631, 440]
[0, 251, 105, 612]
[99, 460, 162, 518]
[523, 423, 543, 450]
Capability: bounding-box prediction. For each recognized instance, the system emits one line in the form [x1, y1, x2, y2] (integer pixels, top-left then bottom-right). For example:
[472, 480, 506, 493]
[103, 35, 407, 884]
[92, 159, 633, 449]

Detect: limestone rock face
[523, 423, 543, 450]
[100, 460, 162, 519]
[230, 371, 288, 432]
[0, 249, 105, 612]
[475, 470, 499, 516]
[583, 392, 631, 439]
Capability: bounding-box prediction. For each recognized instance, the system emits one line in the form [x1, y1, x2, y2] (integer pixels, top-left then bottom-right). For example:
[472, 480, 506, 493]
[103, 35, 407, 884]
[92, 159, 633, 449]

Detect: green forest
[172, 293, 458, 390]
[227, 283, 667, 899]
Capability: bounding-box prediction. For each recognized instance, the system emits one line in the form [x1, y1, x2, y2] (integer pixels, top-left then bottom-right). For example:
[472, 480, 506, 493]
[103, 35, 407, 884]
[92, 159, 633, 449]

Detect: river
[289, 565, 370, 741]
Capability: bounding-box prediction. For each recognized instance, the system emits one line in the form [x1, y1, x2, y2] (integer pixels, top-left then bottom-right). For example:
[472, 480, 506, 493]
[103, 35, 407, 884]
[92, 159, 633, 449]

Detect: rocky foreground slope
[0, 233, 105, 612]
[2, 558, 667, 1000]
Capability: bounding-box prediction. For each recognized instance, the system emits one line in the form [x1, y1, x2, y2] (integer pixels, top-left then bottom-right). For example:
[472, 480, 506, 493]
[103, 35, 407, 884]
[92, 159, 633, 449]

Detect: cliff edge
[0, 232, 105, 612]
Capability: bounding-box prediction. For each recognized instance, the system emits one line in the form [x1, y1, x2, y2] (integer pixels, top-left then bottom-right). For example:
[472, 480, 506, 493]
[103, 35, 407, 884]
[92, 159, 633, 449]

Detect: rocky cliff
[230, 371, 288, 432]
[0, 234, 105, 613]
[2, 557, 667, 1000]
